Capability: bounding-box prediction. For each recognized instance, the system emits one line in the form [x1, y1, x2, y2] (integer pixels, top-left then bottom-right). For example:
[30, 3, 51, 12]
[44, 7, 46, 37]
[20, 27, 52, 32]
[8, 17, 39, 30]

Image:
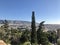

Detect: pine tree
[31, 11, 37, 44]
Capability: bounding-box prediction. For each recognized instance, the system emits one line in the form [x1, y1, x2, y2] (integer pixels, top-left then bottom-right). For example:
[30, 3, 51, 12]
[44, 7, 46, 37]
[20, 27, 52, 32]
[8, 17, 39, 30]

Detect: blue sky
[0, 0, 60, 24]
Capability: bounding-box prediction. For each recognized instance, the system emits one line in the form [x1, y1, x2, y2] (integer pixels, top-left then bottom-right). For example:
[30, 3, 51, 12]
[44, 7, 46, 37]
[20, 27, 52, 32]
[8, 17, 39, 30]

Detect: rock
[0, 40, 7, 45]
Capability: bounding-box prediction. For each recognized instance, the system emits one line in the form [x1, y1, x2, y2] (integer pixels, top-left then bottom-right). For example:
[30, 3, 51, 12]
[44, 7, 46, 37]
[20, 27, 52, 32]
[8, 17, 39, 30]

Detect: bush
[23, 42, 30, 45]
[57, 39, 60, 45]
[31, 43, 38, 45]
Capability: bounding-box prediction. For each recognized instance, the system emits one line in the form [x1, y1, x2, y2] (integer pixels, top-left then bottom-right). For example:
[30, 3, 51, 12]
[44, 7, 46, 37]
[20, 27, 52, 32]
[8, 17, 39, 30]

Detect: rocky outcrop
[0, 40, 7, 45]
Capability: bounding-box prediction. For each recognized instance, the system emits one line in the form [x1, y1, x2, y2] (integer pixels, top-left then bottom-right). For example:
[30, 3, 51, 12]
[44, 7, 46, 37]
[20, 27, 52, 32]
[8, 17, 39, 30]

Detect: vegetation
[0, 11, 58, 45]
[48, 31, 57, 44]
[57, 39, 60, 45]
[31, 11, 37, 44]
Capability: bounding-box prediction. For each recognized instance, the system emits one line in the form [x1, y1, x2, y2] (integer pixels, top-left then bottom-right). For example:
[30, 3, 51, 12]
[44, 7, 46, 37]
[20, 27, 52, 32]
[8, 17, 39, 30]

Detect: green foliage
[20, 29, 30, 43]
[57, 39, 60, 45]
[41, 37, 48, 45]
[0, 20, 10, 43]
[37, 21, 49, 45]
[23, 42, 30, 45]
[0, 20, 22, 44]
[0, 13, 57, 45]
[31, 43, 38, 45]
[3, 20, 9, 31]
[31, 11, 37, 44]
[48, 31, 57, 43]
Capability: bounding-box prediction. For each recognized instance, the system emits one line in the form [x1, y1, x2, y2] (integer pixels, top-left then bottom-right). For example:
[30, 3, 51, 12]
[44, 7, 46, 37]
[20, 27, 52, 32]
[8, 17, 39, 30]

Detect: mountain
[0, 20, 31, 29]
[44, 24, 60, 31]
[0, 20, 60, 31]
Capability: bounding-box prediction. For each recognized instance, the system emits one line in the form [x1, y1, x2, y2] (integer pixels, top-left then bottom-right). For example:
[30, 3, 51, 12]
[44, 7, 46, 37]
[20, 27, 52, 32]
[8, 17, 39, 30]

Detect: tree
[3, 20, 9, 29]
[2, 20, 9, 32]
[11, 37, 19, 45]
[20, 29, 30, 43]
[31, 11, 37, 44]
[37, 21, 45, 45]
[48, 31, 57, 44]
[37, 21, 49, 45]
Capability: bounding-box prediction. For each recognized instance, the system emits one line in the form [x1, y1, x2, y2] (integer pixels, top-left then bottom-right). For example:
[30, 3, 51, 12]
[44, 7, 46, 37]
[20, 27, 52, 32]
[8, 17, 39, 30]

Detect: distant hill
[0, 20, 60, 31]
[45, 24, 60, 31]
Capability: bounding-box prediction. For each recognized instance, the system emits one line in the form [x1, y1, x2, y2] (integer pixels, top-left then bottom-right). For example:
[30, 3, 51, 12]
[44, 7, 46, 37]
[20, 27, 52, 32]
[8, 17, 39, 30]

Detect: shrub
[57, 39, 60, 45]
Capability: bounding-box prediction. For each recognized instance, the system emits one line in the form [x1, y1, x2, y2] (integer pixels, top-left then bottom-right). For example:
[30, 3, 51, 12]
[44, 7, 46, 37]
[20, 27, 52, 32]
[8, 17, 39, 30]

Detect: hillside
[0, 20, 60, 31]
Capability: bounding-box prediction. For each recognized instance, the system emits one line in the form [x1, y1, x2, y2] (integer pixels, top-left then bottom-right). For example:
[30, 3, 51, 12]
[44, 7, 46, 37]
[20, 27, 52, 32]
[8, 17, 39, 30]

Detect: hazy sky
[0, 0, 60, 24]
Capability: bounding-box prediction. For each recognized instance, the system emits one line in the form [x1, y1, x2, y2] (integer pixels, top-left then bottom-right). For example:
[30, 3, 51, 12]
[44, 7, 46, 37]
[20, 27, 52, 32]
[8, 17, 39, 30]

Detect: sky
[0, 0, 60, 24]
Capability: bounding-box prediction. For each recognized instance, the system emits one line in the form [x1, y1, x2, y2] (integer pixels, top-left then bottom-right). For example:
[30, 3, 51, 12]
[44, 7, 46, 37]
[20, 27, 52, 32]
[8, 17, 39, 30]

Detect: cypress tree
[37, 21, 45, 45]
[37, 21, 49, 45]
[31, 11, 37, 44]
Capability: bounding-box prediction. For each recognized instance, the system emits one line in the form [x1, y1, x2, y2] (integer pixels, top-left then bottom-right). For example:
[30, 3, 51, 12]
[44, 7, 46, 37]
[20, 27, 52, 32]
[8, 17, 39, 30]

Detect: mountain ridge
[0, 20, 60, 31]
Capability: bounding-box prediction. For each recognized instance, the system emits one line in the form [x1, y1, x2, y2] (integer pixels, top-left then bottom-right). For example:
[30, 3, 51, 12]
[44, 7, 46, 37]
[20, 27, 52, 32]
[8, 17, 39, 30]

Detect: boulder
[0, 40, 7, 45]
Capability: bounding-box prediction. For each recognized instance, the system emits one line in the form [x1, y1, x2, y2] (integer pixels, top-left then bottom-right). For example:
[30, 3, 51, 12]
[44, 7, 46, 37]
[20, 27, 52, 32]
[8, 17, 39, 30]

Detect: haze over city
[0, 0, 60, 24]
